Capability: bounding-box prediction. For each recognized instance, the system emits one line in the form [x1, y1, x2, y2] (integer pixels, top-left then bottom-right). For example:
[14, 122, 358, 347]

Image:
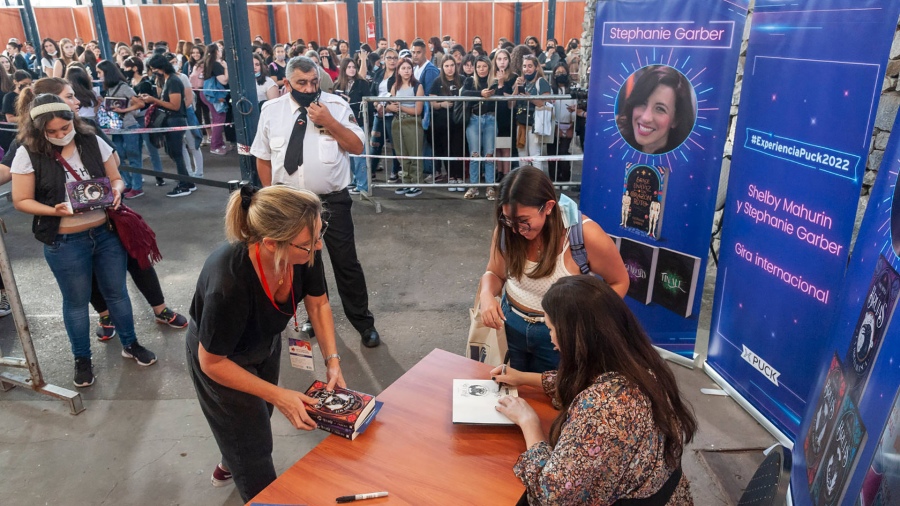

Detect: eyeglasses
[384, 56, 398, 60]
[499, 204, 545, 233]
[289, 220, 329, 254]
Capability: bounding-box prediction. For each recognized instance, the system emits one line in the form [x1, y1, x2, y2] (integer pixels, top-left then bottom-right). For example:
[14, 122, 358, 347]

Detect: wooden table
[249, 349, 559, 505]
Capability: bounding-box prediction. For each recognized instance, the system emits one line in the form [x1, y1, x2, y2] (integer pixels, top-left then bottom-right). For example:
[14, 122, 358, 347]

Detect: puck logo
[741, 345, 780, 386]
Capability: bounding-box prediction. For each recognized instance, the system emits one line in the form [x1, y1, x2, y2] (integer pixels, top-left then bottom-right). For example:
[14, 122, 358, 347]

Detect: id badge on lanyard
[284, 325, 315, 371]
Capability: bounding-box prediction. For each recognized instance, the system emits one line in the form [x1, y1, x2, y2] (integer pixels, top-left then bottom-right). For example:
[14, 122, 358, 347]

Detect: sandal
[486, 188, 497, 201]
[464, 188, 479, 199]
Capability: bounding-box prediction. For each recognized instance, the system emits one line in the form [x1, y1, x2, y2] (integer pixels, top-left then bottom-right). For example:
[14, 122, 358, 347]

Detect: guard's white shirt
[250, 91, 364, 194]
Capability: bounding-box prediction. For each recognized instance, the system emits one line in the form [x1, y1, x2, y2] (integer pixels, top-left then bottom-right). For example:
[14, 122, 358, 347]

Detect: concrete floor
[0, 153, 778, 505]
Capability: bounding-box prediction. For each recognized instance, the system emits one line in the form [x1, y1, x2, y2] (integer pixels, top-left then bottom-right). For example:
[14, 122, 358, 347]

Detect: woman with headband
[186, 185, 347, 501]
[9, 93, 157, 388]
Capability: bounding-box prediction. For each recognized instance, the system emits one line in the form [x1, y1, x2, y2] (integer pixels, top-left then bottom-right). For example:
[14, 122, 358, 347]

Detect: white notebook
[452, 379, 519, 425]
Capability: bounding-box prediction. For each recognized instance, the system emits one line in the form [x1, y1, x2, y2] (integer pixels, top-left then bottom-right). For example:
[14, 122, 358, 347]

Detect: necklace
[255, 244, 299, 332]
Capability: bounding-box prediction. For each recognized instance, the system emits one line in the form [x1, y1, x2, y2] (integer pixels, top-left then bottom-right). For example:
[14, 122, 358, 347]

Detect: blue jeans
[368, 114, 401, 176]
[43, 224, 137, 359]
[502, 295, 559, 373]
[186, 105, 202, 150]
[351, 155, 369, 192]
[141, 131, 164, 185]
[113, 124, 143, 190]
[466, 114, 496, 184]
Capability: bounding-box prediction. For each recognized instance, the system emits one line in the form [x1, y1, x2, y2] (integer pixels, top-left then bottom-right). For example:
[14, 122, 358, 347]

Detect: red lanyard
[255, 243, 299, 332]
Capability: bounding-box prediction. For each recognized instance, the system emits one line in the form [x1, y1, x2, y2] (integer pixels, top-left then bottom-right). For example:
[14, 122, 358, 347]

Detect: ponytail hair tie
[240, 184, 259, 210]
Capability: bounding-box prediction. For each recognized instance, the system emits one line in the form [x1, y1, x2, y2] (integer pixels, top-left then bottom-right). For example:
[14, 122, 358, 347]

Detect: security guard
[251, 56, 381, 348]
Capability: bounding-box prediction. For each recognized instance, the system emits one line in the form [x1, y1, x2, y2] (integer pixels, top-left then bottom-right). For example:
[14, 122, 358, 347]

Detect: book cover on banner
[317, 401, 384, 440]
[452, 380, 518, 425]
[303, 380, 377, 432]
[855, 388, 900, 506]
[804, 353, 847, 487]
[844, 256, 900, 403]
[810, 394, 867, 506]
[619, 237, 658, 305]
[651, 247, 701, 318]
[621, 164, 667, 240]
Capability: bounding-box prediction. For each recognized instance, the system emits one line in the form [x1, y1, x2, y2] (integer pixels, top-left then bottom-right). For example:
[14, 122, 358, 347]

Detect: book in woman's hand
[303, 380, 378, 432]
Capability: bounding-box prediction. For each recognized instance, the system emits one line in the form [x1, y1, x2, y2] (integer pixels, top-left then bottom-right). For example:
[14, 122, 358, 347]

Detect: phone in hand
[517, 85, 526, 94]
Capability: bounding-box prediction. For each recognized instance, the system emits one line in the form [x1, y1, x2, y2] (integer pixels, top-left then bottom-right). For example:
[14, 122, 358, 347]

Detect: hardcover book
[810, 394, 867, 506]
[844, 255, 900, 402]
[304, 381, 377, 432]
[804, 354, 847, 487]
[651, 247, 701, 318]
[317, 401, 384, 440]
[452, 380, 518, 425]
[619, 237, 658, 305]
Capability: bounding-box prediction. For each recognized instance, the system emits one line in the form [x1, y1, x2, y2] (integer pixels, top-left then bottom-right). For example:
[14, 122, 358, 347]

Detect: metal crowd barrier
[359, 94, 584, 209]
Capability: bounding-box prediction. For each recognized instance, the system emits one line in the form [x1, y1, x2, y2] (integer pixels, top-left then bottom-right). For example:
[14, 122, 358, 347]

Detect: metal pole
[346, 0, 360, 53]
[373, 0, 383, 41]
[546, 0, 556, 42]
[219, 0, 260, 183]
[19, 0, 40, 50]
[514, 2, 522, 45]
[198, 0, 212, 44]
[267, 0, 277, 44]
[91, 0, 112, 61]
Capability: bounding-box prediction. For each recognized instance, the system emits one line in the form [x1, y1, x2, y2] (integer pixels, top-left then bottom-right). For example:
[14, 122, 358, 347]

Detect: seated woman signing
[493, 275, 697, 505]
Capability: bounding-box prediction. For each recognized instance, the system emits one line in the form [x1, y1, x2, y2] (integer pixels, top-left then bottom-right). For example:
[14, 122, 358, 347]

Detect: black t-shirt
[428, 76, 463, 128]
[269, 61, 286, 82]
[162, 75, 186, 118]
[189, 242, 327, 364]
[2, 91, 18, 117]
[207, 61, 225, 80]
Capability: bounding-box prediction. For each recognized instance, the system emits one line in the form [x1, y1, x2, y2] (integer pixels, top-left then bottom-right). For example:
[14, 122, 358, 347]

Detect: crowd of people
[1, 33, 588, 200]
[0, 31, 701, 506]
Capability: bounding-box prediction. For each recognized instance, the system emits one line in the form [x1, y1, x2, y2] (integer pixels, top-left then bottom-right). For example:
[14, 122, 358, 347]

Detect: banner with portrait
[580, 0, 750, 360]
[791, 97, 900, 506]
[706, 0, 900, 441]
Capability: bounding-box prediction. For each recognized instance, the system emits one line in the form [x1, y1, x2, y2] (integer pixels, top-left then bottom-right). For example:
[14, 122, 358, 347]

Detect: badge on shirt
[287, 334, 315, 371]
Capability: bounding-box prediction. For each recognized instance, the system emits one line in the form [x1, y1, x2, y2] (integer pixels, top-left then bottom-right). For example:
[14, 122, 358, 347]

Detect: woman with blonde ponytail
[186, 184, 348, 502]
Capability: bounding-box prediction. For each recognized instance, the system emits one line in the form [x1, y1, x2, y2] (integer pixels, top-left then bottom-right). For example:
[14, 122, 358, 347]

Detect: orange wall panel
[384, 2, 416, 46]
[467, 2, 494, 48]
[316, 4, 339, 44]
[562, 1, 586, 45]
[104, 7, 130, 44]
[274, 5, 290, 43]
[125, 6, 144, 46]
[0, 8, 25, 44]
[520, 2, 544, 44]
[173, 5, 194, 43]
[288, 4, 320, 44]
[247, 5, 270, 43]
[439, 2, 466, 47]
[335, 3, 348, 42]
[494, 3, 515, 44]
[34, 8, 77, 42]
[415, 3, 439, 43]
[358, 3, 372, 44]
[138, 6, 178, 46]
[72, 7, 95, 41]
[188, 5, 203, 42]
[207, 5, 224, 41]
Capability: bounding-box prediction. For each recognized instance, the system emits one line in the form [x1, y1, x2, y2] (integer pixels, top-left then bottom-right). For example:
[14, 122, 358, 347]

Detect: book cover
[810, 394, 868, 506]
[619, 237, 658, 305]
[856, 388, 900, 506]
[452, 380, 518, 425]
[621, 163, 667, 240]
[318, 401, 384, 441]
[845, 255, 900, 403]
[804, 353, 847, 487]
[651, 247, 701, 318]
[304, 380, 377, 431]
[104, 96, 128, 111]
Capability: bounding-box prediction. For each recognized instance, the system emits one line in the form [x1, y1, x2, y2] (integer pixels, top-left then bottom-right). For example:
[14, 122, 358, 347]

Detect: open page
[452, 379, 519, 425]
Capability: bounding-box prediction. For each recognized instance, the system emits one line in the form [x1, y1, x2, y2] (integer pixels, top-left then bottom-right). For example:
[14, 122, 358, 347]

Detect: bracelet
[324, 353, 341, 363]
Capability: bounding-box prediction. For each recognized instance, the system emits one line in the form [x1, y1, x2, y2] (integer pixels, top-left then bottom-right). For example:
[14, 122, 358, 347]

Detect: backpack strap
[567, 212, 591, 275]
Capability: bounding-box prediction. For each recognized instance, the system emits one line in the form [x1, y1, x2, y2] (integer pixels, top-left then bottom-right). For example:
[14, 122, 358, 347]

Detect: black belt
[318, 188, 348, 199]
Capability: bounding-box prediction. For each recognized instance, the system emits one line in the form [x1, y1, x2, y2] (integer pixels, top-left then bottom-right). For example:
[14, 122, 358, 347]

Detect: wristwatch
[324, 353, 342, 363]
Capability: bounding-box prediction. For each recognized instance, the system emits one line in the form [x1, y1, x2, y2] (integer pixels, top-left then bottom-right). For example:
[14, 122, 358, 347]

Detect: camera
[570, 86, 589, 102]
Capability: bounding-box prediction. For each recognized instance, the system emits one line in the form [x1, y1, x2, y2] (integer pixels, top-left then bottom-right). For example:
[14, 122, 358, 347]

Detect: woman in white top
[479, 166, 629, 373]
[253, 54, 279, 105]
[40, 38, 60, 77]
[53, 38, 78, 78]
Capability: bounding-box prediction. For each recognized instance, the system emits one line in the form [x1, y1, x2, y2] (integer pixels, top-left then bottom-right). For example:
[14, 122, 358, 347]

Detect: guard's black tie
[283, 107, 308, 175]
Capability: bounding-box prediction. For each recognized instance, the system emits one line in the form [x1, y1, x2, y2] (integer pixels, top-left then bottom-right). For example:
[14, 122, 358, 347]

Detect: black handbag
[145, 104, 168, 148]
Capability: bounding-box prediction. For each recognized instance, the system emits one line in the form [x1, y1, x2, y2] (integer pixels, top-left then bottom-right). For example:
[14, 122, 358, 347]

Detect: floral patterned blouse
[513, 371, 693, 505]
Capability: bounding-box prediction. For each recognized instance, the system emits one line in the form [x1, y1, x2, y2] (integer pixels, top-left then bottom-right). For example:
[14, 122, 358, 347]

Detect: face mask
[48, 50, 57, 56]
[254, 72, 261, 78]
[290, 84, 320, 107]
[555, 75, 569, 85]
[276, 54, 284, 61]
[123, 69, 135, 80]
[46, 129, 76, 147]
[524, 72, 536, 81]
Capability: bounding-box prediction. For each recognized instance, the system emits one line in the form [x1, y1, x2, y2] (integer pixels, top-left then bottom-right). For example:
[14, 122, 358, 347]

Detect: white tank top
[505, 239, 581, 312]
